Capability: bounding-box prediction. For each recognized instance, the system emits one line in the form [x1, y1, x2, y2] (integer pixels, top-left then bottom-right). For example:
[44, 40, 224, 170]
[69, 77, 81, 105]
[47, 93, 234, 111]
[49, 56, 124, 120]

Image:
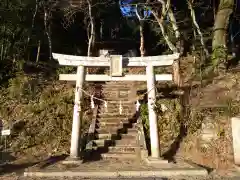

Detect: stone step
[101, 92, 131, 96]
[97, 113, 132, 118]
[91, 139, 125, 147]
[98, 106, 134, 111]
[98, 104, 135, 109]
[95, 127, 122, 134]
[99, 101, 135, 105]
[97, 121, 123, 126]
[98, 107, 134, 112]
[98, 106, 135, 111]
[98, 105, 135, 110]
[101, 84, 130, 87]
[91, 136, 137, 147]
[97, 119, 128, 125]
[125, 128, 138, 135]
[101, 83, 132, 88]
[114, 138, 137, 146]
[97, 120, 135, 126]
[121, 133, 136, 139]
[96, 133, 118, 140]
[102, 98, 131, 101]
[101, 152, 137, 159]
[97, 119, 137, 126]
[101, 86, 132, 95]
[96, 123, 125, 130]
[97, 118, 135, 127]
[108, 145, 138, 153]
[101, 89, 131, 93]
[96, 125, 124, 132]
[96, 117, 128, 121]
[92, 139, 105, 146]
[97, 122, 136, 130]
[95, 133, 136, 140]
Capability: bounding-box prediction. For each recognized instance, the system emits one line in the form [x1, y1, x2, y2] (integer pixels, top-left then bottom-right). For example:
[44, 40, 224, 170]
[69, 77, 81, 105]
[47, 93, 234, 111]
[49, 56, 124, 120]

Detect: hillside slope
[176, 56, 240, 172]
[0, 62, 93, 164]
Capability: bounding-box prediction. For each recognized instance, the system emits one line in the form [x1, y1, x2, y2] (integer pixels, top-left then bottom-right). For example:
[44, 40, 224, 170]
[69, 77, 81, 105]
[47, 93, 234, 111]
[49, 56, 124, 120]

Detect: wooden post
[146, 64, 160, 158]
[172, 60, 181, 87]
[70, 65, 85, 159]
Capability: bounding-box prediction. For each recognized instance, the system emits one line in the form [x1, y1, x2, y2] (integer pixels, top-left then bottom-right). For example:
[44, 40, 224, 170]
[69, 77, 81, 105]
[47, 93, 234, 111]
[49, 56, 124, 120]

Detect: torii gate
[53, 52, 180, 160]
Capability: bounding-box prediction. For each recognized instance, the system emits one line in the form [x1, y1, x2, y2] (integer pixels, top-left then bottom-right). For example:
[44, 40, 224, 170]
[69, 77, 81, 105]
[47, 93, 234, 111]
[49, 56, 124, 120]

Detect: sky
[119, 0, 151, 17]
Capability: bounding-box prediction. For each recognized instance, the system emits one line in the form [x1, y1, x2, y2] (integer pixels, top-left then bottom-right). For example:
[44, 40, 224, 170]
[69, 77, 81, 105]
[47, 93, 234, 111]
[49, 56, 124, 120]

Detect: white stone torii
[53, 52, 180, 160]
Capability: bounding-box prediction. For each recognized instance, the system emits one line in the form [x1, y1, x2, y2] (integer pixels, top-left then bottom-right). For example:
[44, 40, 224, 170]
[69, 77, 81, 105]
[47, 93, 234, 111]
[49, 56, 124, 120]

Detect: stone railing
[136, 111, 148, 160]
[84, 105, 99, 153]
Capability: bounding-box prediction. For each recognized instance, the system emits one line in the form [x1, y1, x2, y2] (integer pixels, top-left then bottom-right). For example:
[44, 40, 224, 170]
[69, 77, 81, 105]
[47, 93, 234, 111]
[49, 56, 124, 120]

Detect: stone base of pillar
[145, 157, 169, 165]
[62, 156, 83, 165]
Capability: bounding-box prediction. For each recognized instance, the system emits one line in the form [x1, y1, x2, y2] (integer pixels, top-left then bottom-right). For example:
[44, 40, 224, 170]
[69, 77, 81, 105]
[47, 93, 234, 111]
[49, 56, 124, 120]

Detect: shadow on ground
[39, 154, 68, 169]
[162, 123, 187, 162]
[0, 151, 16, 165]
[0, 154, 68, 175]
[184, 160, 214, 174]
[0, 162, 39, 175]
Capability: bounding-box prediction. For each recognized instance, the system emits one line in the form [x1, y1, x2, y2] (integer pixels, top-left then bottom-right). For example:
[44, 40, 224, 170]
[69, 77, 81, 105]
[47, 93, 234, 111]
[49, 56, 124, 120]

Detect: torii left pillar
[70, 65, 85, 159]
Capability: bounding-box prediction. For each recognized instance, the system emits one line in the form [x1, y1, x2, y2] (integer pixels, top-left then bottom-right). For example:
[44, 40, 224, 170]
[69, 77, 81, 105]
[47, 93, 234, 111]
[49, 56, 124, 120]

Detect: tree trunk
[44, 8, 52, 60]
[139, 20, 145, 57]
[166, 3, 182, 54]
[211, 0, 234, 71]
[36, 40, 41, 63]
[135, 4, 146, 57]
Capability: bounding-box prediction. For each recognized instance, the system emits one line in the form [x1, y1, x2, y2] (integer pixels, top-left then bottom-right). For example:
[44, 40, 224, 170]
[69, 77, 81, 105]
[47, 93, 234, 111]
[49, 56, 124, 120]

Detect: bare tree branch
[152, 10, 178, 53]
[165, 0, 180, 39]
[152, 0, 178, 53]
[135, 4, 148, 20]
[27, 0, 39, 47]
[187, 0, 209, 57]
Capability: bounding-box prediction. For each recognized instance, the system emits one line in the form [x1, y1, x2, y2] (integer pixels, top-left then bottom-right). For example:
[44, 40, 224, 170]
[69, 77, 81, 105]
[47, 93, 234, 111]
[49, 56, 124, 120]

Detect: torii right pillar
[146, 63, 160, 158]
[146, 59, 181, 158]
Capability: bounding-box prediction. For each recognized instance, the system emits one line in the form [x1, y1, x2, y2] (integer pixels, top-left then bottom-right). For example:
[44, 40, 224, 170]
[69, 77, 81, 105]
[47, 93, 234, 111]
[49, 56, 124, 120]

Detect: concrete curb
[24, 168, 208, 178]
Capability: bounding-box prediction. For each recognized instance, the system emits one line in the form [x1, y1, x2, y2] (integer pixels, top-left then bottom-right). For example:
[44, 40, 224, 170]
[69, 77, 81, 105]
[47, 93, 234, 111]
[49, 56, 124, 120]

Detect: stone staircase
[24, 82, 209, 179]
[87, 82, 141, 160]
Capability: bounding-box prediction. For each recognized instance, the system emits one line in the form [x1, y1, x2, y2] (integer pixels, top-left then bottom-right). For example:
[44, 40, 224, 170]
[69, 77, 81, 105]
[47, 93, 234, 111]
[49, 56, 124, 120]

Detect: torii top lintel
[52, 53, 180, 67]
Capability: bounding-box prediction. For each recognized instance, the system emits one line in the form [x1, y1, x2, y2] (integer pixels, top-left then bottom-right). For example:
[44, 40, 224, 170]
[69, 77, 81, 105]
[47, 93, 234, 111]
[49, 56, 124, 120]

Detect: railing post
[146, 64, 160, 158]
[70, 65, 85, 159]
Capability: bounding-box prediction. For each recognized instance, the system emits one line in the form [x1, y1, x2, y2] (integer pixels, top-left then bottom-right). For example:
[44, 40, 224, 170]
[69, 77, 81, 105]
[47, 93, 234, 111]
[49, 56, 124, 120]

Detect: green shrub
[140, 104, 149, 138]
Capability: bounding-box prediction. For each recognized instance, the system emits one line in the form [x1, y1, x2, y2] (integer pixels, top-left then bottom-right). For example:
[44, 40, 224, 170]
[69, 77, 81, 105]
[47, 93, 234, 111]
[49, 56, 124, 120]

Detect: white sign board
[110, 55, 123, 77]
[1, 129, 11, 136]
[232, 117, 240, 165]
